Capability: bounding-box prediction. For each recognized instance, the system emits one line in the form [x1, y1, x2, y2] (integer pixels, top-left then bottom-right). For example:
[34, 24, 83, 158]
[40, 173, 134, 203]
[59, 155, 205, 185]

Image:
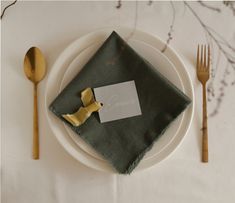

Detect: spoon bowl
[24, 47, 46, 83]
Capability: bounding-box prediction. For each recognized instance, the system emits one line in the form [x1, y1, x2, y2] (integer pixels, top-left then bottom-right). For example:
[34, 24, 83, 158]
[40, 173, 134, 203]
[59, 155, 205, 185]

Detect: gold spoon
[24, 47, 46, 159]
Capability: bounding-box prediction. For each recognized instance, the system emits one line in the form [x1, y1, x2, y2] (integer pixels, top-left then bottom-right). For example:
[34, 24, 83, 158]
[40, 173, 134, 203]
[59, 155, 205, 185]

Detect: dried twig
[184, 1, 235, 71]
[207, 46, 220, 102]
[210, 63, 230, 117]
[223, 1, 235, 16]
[198, 1, 221, 13]
[126, 0, 138, 40]
[161, 1, 176, 52]
[207, 27, 235, 53]
[148, 0, 153, 6]
[1, 0, 18, 19]
[116, 0, 122, 9]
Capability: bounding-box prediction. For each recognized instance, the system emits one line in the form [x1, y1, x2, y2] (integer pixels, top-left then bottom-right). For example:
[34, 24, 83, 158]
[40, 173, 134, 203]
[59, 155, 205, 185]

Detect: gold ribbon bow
[62, 88, 102, 127]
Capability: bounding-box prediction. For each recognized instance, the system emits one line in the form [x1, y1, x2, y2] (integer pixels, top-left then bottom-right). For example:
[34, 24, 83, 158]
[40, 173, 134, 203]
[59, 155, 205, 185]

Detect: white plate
[45, 27, 194, 173]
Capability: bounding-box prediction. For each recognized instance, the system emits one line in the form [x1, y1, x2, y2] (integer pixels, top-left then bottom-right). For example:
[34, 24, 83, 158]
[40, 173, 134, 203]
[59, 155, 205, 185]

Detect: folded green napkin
[50, 31, 191, 174]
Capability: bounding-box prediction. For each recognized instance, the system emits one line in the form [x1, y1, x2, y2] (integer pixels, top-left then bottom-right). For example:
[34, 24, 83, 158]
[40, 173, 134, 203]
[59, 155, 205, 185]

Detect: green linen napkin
[49, 31, 191, 174]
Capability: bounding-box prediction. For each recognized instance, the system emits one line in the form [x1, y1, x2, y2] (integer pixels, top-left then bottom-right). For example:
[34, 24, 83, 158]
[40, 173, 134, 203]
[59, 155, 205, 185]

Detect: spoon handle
[33, 83, 39, 159]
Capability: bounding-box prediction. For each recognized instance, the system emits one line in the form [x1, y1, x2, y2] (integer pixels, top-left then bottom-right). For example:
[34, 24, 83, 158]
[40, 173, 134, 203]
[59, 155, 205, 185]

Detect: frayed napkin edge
[120, 101, 191, 175]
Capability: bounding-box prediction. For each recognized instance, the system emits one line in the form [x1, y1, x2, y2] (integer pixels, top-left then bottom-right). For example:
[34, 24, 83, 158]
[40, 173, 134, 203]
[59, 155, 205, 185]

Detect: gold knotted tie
[62, 88, 102, 127]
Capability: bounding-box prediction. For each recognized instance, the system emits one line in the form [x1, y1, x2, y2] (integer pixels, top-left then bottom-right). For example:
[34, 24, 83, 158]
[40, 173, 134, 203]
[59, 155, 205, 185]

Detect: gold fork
[197, 45, 210, 163]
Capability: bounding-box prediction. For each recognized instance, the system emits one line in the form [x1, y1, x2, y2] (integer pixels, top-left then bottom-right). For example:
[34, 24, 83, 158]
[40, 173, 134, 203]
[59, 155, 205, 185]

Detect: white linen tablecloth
[2, 1, 235, 203]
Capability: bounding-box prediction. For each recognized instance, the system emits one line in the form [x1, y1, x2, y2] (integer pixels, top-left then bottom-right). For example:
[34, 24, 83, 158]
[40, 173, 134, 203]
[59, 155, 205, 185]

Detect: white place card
[94, 81, 142, 123]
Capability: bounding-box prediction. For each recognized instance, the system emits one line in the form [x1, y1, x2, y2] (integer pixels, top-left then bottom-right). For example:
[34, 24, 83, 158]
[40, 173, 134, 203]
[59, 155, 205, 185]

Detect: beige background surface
[2, 1, 235, 203]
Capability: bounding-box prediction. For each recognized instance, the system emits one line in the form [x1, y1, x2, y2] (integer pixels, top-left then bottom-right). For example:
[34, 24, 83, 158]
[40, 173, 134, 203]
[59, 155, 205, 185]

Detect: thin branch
[148, 0, 153, 6]
[126, 0, 138, 40]
[223, 1, 235, 16]
[209, 63, 230, 117]
[184, 1, 235, 71]
[161, 1, 176, 52]
[198, 1, 221, 13]
[207, 42, 218, 102]
[207, 26, 235, 53]
[116, 0, 122, 9]
[1, 0, 18, 19]
[182, 1, 187, 16]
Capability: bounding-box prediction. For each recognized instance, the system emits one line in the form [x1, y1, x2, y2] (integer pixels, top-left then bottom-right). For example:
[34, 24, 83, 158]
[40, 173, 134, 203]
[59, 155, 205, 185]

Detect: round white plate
[45, 27, 194, 173]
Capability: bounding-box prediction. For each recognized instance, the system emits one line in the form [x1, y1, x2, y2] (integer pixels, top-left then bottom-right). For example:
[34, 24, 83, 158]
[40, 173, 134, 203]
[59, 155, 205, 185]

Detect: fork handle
[202, 84, 208, 162]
